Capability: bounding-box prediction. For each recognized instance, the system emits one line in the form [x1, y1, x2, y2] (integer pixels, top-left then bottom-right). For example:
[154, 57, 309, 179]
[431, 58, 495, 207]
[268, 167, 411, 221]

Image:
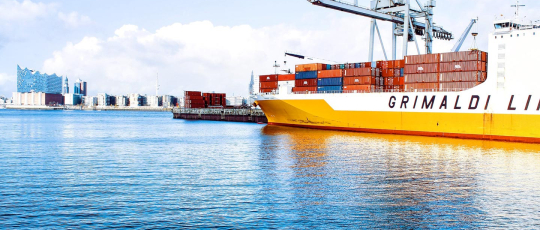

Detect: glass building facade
[17, 65, 63, 94]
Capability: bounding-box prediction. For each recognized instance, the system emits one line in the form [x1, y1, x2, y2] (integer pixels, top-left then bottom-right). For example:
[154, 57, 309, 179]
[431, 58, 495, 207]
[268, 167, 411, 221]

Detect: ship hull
[256, 89, 540, 143]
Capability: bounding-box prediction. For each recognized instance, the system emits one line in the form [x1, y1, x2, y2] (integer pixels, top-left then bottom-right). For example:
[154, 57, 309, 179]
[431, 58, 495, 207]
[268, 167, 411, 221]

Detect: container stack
[403, 53, 442, 92]
[378, 60, 405, 92]
[259, 74, 279, 93]
[203, 93, 226, 107]
[278, 74, 296, 89]
[292, 63, 323, 93]
[184, 91, 205, 108]
[438, 50, 487, 91]
[404, 51, 488, 92]
[317, 69, 343, 92]
[342, 62, 377, 92]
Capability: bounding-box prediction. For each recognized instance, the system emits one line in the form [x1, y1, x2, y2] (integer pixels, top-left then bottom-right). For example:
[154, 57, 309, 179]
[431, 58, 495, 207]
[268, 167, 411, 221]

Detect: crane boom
[307, 0, 452, 35]
[451, 18, 478, 52]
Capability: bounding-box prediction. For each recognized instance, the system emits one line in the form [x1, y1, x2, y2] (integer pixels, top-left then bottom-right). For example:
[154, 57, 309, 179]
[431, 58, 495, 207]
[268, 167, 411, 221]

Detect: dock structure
[173, 108, 268, 123]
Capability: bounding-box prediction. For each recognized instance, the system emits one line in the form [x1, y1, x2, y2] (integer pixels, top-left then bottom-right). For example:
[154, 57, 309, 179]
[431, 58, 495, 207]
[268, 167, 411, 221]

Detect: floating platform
[173, 108, 268, 123]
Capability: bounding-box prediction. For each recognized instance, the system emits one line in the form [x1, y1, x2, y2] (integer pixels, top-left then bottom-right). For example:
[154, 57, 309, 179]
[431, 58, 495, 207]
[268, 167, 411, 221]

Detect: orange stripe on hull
[268, 122, 540, 144]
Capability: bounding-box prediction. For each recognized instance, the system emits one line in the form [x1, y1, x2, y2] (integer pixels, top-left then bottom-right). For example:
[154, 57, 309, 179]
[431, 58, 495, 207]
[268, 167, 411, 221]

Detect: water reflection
[260, 125, 540, 228]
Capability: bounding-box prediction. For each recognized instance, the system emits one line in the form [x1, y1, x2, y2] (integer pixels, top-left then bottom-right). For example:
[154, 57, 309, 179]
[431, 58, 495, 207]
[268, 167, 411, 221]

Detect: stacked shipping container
[342, 62, 376, 92]
[259, 50, 488, 94]
[184, 91, 205, 108]
[378, 60, 405, 92]
[184, 91, 227, 108]
[293, 64, 322, 92]
[260, 74, 297, 93]
[259, 74, 279, 93]
[404, 50, 487, 92]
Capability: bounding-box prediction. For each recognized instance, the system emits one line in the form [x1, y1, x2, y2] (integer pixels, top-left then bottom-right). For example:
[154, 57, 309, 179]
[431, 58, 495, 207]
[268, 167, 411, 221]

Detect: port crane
[307, 0, 454, 61]
[451, 18, 478, 52]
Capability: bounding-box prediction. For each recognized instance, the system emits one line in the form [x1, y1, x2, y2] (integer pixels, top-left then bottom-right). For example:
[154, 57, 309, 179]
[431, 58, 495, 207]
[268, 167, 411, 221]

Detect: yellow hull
[257, 99, 540, 143]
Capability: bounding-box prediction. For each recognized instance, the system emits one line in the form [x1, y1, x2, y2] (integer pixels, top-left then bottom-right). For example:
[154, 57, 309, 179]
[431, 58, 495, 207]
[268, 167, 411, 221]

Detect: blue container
[339, 64, 345, 69]
[317, 77, 343, 86]
[354, 63, 361, 68]
[295, 71, 318, 79]
[317, 86, 342, 92]
[326, 64, 332, 70]
[400, 68, 404, 77]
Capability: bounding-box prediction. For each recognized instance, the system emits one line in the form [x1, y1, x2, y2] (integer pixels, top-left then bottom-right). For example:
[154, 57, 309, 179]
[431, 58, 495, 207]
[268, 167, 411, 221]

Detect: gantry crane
[307, 0, 454, 61]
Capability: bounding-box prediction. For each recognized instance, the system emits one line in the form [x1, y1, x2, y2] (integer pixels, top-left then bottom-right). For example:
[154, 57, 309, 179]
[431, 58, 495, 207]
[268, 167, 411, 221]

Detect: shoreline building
[73, 79, 87, 96]
[14, 65, 64, 106]
[63, 77, 69, 94]
[17, 65, 62, 94]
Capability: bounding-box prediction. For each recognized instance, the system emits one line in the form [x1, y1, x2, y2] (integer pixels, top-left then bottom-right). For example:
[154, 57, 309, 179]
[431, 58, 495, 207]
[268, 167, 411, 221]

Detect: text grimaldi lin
[388, 95, 537, 111]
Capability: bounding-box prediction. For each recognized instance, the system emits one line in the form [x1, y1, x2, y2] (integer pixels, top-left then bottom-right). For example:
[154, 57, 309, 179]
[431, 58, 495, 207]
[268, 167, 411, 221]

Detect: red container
[404, 63, 439, 74]
[343, 68, 374, 77]
[259, 74, 278, 82]
[440, 82, 482, 90]
[292, 87, 317, 92]
[260, 82, 278, 89]
[394, 60, 405, 68]
[260, 88, 277, 93]
[185, 95, 204, 100]
[295, 79, 318, 87]
[404, 83, 439, 92]
[405, 53, 440, 64]
[440, 61, 487, 72]
[296, 63, 324, 72]
[185, 91, 201, 96]
[378, 60, 395, 69]
[440, 50, 487, 63]
[343, 76, 372, 85]
[439, 71, 487, 82]
[317, 69, 343, 78]
[381, 69, 395, 77]
[278, 74, 296, 81]
[343, 85, 373, 92]
[404, 73, 439, 83]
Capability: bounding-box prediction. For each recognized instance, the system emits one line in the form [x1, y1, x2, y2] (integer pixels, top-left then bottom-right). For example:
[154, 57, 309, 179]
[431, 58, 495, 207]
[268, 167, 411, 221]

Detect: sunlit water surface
[1, 110, 540, 228]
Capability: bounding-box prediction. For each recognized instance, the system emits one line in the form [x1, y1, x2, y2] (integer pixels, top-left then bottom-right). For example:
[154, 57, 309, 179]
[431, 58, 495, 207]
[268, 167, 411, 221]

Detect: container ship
[256, 0, 540, 143]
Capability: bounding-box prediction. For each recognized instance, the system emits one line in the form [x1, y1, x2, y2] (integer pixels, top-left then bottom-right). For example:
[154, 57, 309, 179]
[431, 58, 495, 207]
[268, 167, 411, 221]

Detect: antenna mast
[511, 0, 525, 18]
[156, 73, 160, 96]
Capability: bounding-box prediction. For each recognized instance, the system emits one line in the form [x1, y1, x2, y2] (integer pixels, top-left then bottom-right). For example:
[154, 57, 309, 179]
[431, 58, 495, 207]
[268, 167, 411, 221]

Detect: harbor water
[1, 110, 540, 228]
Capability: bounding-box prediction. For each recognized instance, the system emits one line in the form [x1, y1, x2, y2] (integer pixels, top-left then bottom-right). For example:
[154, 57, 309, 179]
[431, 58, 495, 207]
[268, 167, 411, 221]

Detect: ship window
[501, 35, 504, 38]
[510, 35, 513, 37]
[495, 36, 497, 39]
[517, 34, 519, 37]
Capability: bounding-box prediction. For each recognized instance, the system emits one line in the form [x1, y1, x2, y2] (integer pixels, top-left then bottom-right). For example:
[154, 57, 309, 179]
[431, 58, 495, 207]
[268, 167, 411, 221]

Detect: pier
[173, 108, 268, 123]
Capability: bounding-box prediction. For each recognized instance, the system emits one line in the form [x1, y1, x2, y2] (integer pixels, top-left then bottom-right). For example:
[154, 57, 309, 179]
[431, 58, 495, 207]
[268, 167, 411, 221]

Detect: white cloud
[41, 19, 381, 97]
[0, 0, 56, 23]
[58, 11, 91, 28]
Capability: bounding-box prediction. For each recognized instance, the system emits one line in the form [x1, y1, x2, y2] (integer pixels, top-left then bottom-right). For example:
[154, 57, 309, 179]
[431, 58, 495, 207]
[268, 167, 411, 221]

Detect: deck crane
[307, 0, 454, 61]
[451, 18, 478, 52]
[284, 52, 339, 64]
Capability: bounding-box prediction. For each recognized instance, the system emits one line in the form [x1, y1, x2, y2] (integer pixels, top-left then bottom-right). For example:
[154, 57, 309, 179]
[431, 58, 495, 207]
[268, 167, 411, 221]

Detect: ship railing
[175, 108, 265, 116]
[290, 88, 473, 95]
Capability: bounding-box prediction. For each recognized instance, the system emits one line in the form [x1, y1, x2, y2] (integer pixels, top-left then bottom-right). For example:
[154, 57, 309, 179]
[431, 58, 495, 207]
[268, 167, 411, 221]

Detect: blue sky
[0, 0, 538, 97]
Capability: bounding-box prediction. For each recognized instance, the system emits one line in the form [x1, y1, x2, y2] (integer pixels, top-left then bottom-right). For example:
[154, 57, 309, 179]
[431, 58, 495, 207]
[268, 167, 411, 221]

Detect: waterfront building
[109, 95, 116, 106]
[73, 79, 87, 96]
[97, 93, 110, 106]
[64, 93, 82, 106]
[129, 93, 142, 107]
[162, 95, 178, 107]
[12, 92, 63, 106]
[148, 95, 162, 107]
[62, 77, 69, 94]
[226, 96, 246, 107]
[116, 95, 128, 106]
[17, 65, 62, 94]
[84, 96, 97, 107]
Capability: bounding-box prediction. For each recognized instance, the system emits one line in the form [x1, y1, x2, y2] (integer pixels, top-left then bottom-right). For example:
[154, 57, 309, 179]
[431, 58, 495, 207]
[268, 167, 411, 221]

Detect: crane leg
[369, 19, 376, 63]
